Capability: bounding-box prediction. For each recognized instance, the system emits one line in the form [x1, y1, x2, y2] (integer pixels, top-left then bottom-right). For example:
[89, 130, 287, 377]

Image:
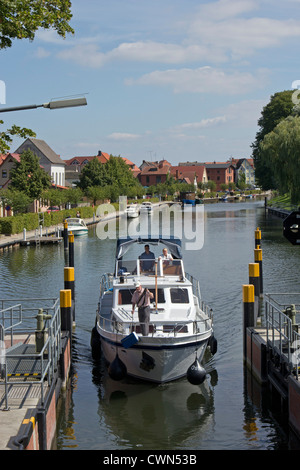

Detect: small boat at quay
[125, 204, 140, 218]
[91, 236, 217, 384]
[66, 218, 88, 236]
[140, 201, 153, 213]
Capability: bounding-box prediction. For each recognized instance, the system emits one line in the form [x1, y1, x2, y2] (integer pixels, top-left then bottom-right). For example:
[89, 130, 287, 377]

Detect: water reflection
[92, 354, 217, 450]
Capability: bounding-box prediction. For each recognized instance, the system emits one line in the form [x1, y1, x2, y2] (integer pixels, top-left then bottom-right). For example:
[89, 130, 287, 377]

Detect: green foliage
[0, 188, 32, 214]
[10, 149, 51, 199]
[0, 0, 74, 49]
[0, 120, 36, 154]
[77, 156, 144, 201]
[259, 115, 300, 204]
[0, 212, 39, 235]
[252, 90, 294, 189]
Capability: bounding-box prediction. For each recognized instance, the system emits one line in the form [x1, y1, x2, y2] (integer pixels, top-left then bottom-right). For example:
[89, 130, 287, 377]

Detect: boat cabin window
[118, 288, 165, 305]
[170, 288, 189, 303]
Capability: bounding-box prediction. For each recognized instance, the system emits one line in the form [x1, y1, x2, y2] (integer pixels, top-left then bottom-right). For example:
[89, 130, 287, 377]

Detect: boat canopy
[116, 236, 182, 259]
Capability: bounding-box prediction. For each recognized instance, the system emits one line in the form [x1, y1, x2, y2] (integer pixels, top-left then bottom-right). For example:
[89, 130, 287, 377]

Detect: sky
[1, 0, 300, 167]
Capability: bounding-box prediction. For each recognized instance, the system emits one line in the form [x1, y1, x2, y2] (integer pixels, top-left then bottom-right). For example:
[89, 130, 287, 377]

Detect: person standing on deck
[131, 282, 154, 336]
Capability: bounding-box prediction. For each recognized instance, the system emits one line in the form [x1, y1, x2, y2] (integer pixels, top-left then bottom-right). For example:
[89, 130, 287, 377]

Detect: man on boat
[139, 244, 155, 272]
[131, 282, 154, 336]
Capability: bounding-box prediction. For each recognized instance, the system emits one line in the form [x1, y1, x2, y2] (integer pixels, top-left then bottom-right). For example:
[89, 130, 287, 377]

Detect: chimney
[98, 150, 102, 156]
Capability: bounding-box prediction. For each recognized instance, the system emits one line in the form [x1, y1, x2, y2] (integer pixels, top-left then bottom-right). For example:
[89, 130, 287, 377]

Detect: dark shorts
[138, 306, 150, 336]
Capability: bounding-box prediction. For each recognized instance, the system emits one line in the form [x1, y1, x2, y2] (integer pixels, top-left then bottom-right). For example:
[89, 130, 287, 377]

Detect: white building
[15, 138, 66, 187]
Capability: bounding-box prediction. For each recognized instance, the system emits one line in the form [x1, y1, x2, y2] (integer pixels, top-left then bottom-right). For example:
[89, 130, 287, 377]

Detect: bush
[0, 213, 39, 235]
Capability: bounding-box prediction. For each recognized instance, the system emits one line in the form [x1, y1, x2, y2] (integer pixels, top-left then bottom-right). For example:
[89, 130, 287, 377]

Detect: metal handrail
[0, 298, 61, 409]
[99, 312, 212, 338]
[265, 293, 300, 379]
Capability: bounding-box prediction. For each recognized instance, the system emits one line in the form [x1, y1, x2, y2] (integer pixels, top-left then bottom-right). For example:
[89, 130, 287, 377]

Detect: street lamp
[0, 97, 87, 113]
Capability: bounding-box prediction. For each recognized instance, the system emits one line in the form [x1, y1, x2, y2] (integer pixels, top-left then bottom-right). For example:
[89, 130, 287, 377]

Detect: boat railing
[99, 311, 212, 337]
[100, 273, 113, 297]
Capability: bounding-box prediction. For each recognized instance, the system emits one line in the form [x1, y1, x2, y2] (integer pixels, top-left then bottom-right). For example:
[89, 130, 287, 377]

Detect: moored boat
[125, 204, 140, 218]
[91, 237, 217, 384]
[140, 201, 153, 213]
[66, 218, 88, 236]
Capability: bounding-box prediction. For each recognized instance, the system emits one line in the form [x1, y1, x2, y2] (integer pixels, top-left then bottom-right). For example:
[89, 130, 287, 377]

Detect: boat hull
[67, 228, 88, 236]
[98, 327, 210, 383]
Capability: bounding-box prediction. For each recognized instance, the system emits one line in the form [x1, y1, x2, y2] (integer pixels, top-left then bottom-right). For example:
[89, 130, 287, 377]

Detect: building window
[2, 170, 7, 178]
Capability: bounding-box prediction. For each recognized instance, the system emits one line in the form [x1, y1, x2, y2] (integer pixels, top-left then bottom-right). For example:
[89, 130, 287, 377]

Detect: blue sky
[1, 0, 300, 166]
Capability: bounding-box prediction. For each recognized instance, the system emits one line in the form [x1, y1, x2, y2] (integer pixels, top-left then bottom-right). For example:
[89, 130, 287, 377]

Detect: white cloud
[175, 116, 228, 130]
[35, 47, 51, 59]
[126, 66, 269, 94]
[53, 0, 300, 69]
[188, 0, 300, 58]
[107, 132, 141, 141]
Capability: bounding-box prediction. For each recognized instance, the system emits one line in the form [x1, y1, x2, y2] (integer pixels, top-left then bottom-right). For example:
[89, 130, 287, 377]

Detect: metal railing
[265, 293, 300, 379]
[0, 298, 61, 409]
[99, 312, 211, 338]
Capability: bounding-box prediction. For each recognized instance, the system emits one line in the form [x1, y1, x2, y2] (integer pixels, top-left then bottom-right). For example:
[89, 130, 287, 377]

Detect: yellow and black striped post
[254, 248, 263, 296]
[249, 262, 260, 298]
[249, 262, 260, 318]
[243, 284, 255, 359]
[68, 233, 74, 267]
[64, 266, 75, 321]
[60, 289, 72, 338]
[63, 220, 68, 250]
[255, 227, 261, 248]
[64, 267, 75, 301]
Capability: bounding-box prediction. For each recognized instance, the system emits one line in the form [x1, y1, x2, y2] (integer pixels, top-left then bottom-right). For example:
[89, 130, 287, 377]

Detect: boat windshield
[117, 288, 166, 305]
[68, 218, 85, 226]
[161, 259, 183, 277]
[115, 258, 184, 277]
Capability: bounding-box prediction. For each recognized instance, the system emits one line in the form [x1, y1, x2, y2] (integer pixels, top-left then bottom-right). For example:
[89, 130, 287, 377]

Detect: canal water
[1, 200, 300, 450]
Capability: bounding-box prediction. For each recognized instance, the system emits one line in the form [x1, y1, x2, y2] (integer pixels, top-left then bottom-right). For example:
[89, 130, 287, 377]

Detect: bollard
[254, 248, 263, 297]
[249, 262, 260, 317]
[255, 227, 261, 248]
[243, 284, 255, 359]
[249, 263, 260, 297]
[64, 267, 75, 301]
[35, 308, 52, 353]
[60, 289, 72, 339]
[23, 228, 26, 241]
[64, 266, 75, 321]
[68, 233, 74, 267]
[63, 220, 68, 250]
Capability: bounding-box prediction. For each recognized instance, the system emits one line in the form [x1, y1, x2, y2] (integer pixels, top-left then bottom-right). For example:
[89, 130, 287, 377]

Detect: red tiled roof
[0, 153, 21, 166]
[64, 153, 140, 177]
[170, 165, 205, 181]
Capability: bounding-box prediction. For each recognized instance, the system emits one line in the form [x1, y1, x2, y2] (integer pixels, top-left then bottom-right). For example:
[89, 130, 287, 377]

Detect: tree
[10, 149, 51, 199]
[0, 188, 31, 213]
[41, 188, 64, 207]
[259, 115, 300, 204]
[0, 0, 74, 152]
[78, 156, 143, 195]
[77, 157, 105, 190]
[0, 121, 36, 154]
[0, 0, 74, 50]
[251, 90, 294, 189]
